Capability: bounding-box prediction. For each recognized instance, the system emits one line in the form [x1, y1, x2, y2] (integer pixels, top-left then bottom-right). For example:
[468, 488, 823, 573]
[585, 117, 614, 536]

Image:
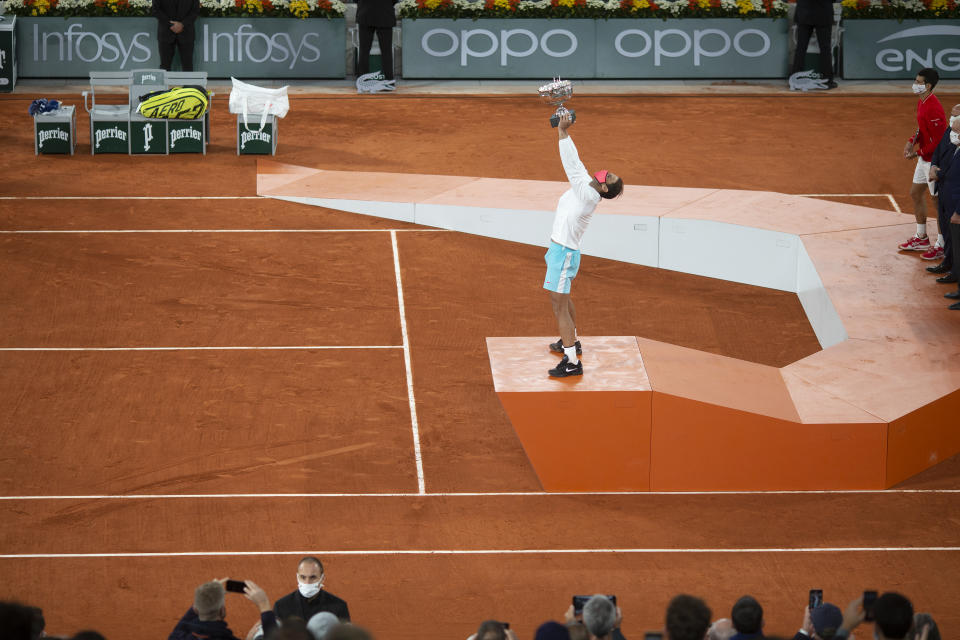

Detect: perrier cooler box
[237, 113, 278, 156]
[34, 105, 76, 155]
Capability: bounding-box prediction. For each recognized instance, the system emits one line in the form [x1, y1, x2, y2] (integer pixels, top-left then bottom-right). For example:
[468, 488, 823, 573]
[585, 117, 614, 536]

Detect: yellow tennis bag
[137, 86, 209, 120]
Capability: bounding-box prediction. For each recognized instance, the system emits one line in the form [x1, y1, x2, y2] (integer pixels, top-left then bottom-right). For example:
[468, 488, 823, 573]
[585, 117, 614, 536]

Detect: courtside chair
[129, 69, 169, 154]
[82, 70, 134, 155]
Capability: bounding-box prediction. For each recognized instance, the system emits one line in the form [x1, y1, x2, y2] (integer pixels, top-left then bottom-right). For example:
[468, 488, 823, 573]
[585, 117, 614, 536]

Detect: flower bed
[0, 0, 344, 18]
[841, 0, 959, 19]
[396, 0, 787, 19]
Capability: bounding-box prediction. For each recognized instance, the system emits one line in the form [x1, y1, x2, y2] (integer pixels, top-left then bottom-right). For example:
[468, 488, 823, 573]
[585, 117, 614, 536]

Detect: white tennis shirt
[550, 137, 602, 251]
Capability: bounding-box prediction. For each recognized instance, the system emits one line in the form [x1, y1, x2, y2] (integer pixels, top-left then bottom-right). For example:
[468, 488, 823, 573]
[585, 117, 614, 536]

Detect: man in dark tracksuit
[152, 0, 200, 71]
[356, 0, 396, 85]
[791, 0, 837, 88]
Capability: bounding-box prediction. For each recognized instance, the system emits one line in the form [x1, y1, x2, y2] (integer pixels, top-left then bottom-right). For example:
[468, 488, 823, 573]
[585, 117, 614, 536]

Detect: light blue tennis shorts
[543, 241, 581, 294]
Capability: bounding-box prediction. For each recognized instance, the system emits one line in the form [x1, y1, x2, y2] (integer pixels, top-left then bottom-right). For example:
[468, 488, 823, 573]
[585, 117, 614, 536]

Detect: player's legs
[901, 160, 934, 251]
[549, 291, 576, 349]
[910, 178, 929, 227]
[567, 297, 577, 335]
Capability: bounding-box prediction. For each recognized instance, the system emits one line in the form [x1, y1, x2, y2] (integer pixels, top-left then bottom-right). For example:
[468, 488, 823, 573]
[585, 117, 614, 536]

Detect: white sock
[917, 223, 927, 237]
[936, 234, 944, 248]
[574, 327, 578, 342]
[563, 345, 579, 364]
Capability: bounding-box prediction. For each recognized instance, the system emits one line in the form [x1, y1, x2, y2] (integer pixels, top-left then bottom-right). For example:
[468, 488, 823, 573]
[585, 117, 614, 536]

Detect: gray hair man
[170, 579, 276, 640]
[708, 619, 736, 640]
[582, 595, 622, 640]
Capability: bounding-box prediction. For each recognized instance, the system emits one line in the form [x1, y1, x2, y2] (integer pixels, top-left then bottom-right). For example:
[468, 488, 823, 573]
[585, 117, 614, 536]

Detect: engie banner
[401, 18, 789, 78]
[843, 20, 960, 79]
[16, 17, 346, 78]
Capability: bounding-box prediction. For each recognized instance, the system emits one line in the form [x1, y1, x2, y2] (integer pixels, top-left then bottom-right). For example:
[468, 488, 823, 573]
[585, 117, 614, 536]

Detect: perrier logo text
[38, 128, 70, 149]
[240, 130, 271, 150]
[170, 127, 203, 149]
[95, 126, 128, 149]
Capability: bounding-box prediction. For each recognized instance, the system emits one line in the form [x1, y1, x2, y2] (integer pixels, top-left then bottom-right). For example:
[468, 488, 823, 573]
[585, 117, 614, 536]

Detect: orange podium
[486, 337, 652, 491]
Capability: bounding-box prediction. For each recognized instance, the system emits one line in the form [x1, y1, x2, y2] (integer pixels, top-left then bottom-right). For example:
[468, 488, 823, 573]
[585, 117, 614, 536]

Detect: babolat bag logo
[38, 128, 70, 149]
[138, 87, 209, 119]
[170, 126, 203, 149]
[0, 49, 6, 70]
[95, 126, 128, 149]
[240, 130, 271, 150]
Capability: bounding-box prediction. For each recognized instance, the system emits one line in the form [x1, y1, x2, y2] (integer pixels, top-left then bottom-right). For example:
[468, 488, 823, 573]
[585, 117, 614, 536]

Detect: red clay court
[1, 88, 959, 640]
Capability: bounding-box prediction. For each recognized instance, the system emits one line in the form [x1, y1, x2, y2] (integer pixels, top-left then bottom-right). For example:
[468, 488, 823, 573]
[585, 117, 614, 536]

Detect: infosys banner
[843, 19, 960, 79]
[16, 17, 345, 78]
[401, 18, 788, 78]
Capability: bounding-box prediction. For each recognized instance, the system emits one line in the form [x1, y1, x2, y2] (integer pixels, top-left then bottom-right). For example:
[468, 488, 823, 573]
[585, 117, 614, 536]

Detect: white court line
[0, 196, 263, 200]
[391, 230, 426, 495]
[0, 489, 957, 500]
[886, 194, 903, 213]
[0, 346, 402, 352]
[2, 547, 959, 559]
[0, 229, 446, 234]
[796, 193, 892, 197]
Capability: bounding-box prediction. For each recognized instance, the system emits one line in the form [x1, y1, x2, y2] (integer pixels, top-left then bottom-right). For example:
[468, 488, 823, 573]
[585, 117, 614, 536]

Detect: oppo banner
[15, 17, 345, 78]
[843, 20, 960, 79]
[401, 18, 788, 78]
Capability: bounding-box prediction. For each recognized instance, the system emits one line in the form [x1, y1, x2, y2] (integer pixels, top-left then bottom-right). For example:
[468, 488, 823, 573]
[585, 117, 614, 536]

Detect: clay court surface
[1, 92, 959, 639]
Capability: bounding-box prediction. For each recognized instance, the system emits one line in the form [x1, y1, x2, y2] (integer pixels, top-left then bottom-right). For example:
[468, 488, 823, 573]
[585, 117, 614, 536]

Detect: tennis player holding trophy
[537, 78, 624, 378]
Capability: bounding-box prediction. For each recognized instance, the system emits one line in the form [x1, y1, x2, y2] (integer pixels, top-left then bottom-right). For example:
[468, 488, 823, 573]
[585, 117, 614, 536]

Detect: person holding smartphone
[169, 579, 276, 640]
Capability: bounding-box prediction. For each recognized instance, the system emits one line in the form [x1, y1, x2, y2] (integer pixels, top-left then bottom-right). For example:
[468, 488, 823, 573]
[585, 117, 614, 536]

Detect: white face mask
[951, 115, 959, 127]
[912, 83, 927, 95]
[298, 579, 323, 598]
[952, 130, 960, 145]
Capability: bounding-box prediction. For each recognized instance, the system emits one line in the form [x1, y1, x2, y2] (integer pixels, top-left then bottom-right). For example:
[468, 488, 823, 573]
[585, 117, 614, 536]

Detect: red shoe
[898, 235, 931, 251]
[921, 245, 945, 261]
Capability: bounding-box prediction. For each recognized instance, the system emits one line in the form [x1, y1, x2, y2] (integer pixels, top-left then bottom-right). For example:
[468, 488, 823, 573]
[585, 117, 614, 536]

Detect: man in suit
[273, 556, 350, 623]
[152, 0, 200, 71]
[938, 117, 960, 309]
[356, 0, 396, 90]
[926, 103, 960, 271]
[791, 0, 837, 89]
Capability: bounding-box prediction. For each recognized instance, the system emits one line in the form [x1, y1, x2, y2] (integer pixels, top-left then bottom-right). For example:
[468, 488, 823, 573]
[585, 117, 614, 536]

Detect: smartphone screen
[809, 589, 823, 609]
[225, 579, 246, 593]
[863, 591, 878, 622]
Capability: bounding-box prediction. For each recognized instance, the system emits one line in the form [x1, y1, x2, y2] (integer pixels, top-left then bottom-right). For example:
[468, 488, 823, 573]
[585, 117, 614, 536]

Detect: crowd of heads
[1, 573, 944, 640]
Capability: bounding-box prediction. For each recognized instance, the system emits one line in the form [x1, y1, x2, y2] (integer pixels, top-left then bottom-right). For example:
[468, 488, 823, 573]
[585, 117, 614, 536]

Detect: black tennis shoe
[549, 355, 583, 378]
[549, 339, 582, 355]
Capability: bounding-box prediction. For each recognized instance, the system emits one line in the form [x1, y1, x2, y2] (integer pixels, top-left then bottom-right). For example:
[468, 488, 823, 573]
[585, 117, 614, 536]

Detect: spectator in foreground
[569, 595, 623, 640]
[731, 596, 764, 640]
[666, 595, 711, 640]
[908, 613, 939, 640]
[275, 557, 350, 623]
[536, 622, 571, 640]
[324, 624, 374, 640]
[169, 579, 276, 640]
[794, 603, 842, 640]
[0, 602, 37, 640]
[708, 618, 736, 640]
[567, 622, 589, 640]
[308, 612, 341, 640]
[833, 593, 914, 640]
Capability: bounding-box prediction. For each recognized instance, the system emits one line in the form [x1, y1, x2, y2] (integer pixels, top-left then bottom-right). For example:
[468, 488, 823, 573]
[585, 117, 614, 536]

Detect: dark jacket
[939, 144, 960, 216]
[168, 608, 277, 640]
[794, 0, 835, 26]
[274, 589, 351, 623]
[152, 0, 201, 32]
[356, 0, 397, 28]
[931, 127, 959, 196]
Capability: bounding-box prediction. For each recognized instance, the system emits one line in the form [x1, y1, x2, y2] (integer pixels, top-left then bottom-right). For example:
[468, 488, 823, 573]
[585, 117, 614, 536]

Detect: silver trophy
[538, 77, 576, 128]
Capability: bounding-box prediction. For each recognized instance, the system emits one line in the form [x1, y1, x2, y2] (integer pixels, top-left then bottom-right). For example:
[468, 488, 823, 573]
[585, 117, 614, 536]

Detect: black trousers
[792, 23, 833, 80]
[951, 220, 960, 286]
[158, 30, 195, 72]
[938, 199, 953, 268]
[358, 25, 394, 81]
